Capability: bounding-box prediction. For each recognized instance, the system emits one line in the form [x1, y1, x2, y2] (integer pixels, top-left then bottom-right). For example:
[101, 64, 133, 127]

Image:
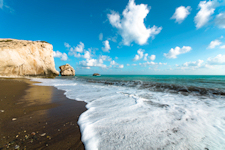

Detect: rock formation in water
[0, 39, 59, 77]
[59, 64, 75, 76]
[93, 73, 100, 76]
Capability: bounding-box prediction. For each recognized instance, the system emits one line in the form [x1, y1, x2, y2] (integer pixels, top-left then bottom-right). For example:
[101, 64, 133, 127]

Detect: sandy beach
[0, 78, 86, 150]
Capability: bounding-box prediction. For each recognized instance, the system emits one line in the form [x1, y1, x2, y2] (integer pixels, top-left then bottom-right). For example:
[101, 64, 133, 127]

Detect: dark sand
[0, 78, 87, 150]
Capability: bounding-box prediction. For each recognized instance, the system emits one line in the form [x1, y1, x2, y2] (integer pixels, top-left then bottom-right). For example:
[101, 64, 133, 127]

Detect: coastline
[0, 78, 86, 150]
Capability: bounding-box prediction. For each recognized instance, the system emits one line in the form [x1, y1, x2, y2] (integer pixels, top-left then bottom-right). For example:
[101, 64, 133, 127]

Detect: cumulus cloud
[83, 51, 91, 59]
[110, 60, 124, 69]
[207, 54, 225, 65]
[99, 33, 103, 41]
[140, 61, 167, 67]
[64, 42, 71, 48]
[149, 55, 156, 61]
[53, 51, 68, 61]
[107, 0, 162, 45]
[171, 6, 191, 24]
[118, 64, 124, 68]
[115, 56, 118, 59]
[68, 42, 85, 56]
[164, 46, 192, 59]
[127, 64, 130, 66]
[74, 42, 84, 53]
[99, 55, 112, 61]
[143, 53, 148, 61]
[68, 42, 87, 58]
[133, 49, 144, 61]
[110, 60, 117, 65]
[79, 59, 107, 69]
[215, 12, 225, 28]
[220, 45, 225, 49]
[102, 40, 111, 52]
[183, 60, 204, 67]
[176, 59, 204, 70]
[208, 39, 222, 49]
[194, 0, 218, 29]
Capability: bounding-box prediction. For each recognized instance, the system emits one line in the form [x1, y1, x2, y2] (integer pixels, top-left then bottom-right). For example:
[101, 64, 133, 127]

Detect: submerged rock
[0, 39, 59, 77]
[93, 73, 100, 76]
[59, 64, 75, 76]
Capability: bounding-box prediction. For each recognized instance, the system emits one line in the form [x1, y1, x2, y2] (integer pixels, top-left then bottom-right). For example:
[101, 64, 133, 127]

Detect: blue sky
[1, 0, 225, 75]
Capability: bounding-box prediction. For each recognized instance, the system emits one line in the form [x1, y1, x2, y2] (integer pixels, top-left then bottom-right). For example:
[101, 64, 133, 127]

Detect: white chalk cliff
[0, 39, 59, 77]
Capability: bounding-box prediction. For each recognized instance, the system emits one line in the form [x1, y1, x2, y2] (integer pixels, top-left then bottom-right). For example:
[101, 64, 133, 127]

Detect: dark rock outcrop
[93, 73, 100, 76]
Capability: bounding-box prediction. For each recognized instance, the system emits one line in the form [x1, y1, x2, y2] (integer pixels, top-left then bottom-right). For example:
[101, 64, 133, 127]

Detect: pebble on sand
[14, 145, 20, 149]
[12, 118, 17, 121]
[40, 133, 46, 137]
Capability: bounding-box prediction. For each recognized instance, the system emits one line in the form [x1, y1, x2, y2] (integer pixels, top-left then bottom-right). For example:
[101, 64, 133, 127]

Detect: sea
[31, 75, 225, 150]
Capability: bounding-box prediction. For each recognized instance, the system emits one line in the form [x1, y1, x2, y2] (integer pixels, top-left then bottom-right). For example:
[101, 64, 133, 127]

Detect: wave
[74, 78, 225, 97]
[31, 77, 225, 150]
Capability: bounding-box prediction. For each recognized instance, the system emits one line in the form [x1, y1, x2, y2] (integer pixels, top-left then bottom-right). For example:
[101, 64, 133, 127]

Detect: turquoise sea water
[64, 75, 225, 96]
[32, 75, 225, 150]
[75, 75, 225, 89]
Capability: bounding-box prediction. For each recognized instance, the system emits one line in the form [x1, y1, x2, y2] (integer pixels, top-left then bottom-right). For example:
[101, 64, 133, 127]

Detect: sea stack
[0, 39, 59, 77]
[59, 64, 75, 76]
[93, 73, 100, 76]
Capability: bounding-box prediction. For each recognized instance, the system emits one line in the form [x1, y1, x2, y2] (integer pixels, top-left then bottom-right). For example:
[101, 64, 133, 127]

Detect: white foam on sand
[32, 78, 225, 150]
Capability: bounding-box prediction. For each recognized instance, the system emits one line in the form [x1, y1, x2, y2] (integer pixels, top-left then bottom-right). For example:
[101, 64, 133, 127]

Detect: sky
[1, 0, 225, 75]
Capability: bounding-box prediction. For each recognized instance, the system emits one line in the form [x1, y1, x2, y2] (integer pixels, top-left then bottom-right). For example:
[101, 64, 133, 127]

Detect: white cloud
[99, 33, 103, 41]
[132, 64, 137, 66]
[208, 39, 222, 49]
[102, 40, 111, 52]
[107, 36, 117, 42]
[149, 55, 156, 61]
[183, 60, 204, 67]
[141, 61, 167, 67]
[127, 64, 130, 66]
[164, 46, 192, 59]
[207, 54, 225, 65]
[171, 6, 191, 24]
[133, 49, 144, 61]
[176, 59, 204, 70]
[99, 55, 112, 61]
[115, 56, 118, 59]
[69, 42, 85, 55]
[68, 42, 86, 57]
[143, 53, 148, 61]
[110, 60, 124, 69]
[79, 59, 107, 69]
[215, 12, 225, 28]
[75, 42, 84, 53]
[107, 0, 162, 45]
[83, 51, 91, 59]
[118, 65, 124, 68]
[194, 0, 217, 29]
[53, 51, 68, 61]
[220, 45, 225, 49]
[64, 42, 71, 48]
[110, 60, 117, 65]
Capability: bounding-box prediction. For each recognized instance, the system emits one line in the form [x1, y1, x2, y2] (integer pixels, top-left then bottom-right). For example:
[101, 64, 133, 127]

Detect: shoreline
[0, 78, 86, 150]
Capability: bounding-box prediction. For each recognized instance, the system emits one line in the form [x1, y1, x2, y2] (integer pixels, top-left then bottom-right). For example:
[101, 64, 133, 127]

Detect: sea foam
[32, 78, 225, 150]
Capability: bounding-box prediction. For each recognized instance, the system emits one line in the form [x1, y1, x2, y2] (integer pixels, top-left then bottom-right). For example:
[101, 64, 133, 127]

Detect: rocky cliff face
[0, 39, 59, 77]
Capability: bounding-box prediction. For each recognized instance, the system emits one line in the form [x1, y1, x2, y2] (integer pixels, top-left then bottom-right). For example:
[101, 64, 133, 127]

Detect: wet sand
[0, 78, 87, 150]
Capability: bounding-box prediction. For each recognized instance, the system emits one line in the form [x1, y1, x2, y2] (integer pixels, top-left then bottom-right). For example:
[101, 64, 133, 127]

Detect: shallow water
[32, 75, 225, 150]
